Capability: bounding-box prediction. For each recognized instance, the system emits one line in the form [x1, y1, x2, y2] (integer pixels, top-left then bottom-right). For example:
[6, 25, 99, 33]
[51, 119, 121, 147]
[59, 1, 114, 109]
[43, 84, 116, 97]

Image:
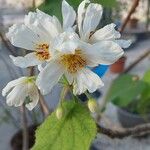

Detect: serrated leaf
[32, 101, 96, 150]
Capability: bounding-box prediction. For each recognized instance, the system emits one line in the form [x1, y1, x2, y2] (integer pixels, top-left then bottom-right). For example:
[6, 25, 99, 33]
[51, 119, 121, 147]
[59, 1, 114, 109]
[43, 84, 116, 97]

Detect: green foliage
[137, 70, 150, 114]
[106, 71, 150, 115]
[106, 74, 146, 107]
[38, 0, 116, 21]
[32, 101, 96, 150]
[143, 70, 150, 84]
[93, 0, 117, 7]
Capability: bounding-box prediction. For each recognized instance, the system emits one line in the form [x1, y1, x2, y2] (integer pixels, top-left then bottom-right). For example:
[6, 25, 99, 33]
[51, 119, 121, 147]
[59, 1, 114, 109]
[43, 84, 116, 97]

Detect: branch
[119, 0, 140, 33]
[122, 50, 150, 74]
[20, 105, 29, 150]
[97, 123, 150, 139]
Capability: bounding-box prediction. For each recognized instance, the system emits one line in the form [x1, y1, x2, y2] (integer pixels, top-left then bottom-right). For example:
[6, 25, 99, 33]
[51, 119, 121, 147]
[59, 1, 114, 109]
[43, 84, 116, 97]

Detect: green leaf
[106, 74, 147, 107]
[32, 101, 96, 150]
[143, 70, 150, 84]
[93, 0, 117, 7]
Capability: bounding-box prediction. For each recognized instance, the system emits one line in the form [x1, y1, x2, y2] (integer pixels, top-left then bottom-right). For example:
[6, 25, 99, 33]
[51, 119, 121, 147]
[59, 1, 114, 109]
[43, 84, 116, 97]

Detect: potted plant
[110, 56, 127, 73]
[106, 70, 150, 128]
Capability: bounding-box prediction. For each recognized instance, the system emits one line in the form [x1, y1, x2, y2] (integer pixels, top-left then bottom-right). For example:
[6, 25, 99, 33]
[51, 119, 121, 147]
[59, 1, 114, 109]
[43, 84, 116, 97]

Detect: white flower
[7, 0, 76, 68]
[2, 76, 39, 110]
[78, 0, 131, 48]
[36, 32, 124, 95]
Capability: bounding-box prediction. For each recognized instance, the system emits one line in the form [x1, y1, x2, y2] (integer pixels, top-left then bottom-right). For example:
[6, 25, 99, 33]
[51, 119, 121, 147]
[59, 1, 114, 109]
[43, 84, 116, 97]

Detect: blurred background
[0, 0, 150, 150]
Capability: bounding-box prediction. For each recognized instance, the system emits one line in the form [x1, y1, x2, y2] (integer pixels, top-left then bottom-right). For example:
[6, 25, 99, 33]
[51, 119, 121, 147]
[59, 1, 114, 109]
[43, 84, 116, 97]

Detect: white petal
[83, 41, 124, 65]
[25, 10, 61, 40]
[38, 65, 43, 72]
[90, 23, 121, 43]
[6, 84, 27, 107]
[2, 77, 26, 97]
[25, 83, 39, 110]
[82, 3, 103, 37]
[57, 40, 78, 54]
[115, 40, 131, 48]
[62, 0, 76, 30]
[6, 24, 40, 50]
[37, 9, 62, 33]
[73, 68, 104, 95]
[10, 53, 42, 68]
[65, 72, 74, 85]
[36, 61, 64, 95]
[77, 0, 90, 35]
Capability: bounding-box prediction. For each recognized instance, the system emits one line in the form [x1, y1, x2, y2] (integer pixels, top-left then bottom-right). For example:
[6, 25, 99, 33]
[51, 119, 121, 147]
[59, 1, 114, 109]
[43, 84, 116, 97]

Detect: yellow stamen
[35, 44, 50, 61]
[60, 50, 87, 74]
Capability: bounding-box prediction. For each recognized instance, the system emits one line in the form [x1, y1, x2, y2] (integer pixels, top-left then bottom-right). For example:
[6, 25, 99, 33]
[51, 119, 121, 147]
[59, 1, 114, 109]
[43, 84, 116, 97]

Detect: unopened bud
[88, 99, 97, 113]
[56, 106, 63, 120]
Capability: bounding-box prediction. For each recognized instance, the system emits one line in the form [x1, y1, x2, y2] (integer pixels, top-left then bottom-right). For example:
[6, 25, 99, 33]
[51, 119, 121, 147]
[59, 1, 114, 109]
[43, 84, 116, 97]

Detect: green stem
[85, 91, 92, 100]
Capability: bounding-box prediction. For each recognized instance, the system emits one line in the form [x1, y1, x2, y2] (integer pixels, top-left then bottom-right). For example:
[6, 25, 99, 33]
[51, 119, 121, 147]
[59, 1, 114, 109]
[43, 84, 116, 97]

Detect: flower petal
[53, 32, 79, 54]
[6, 24, 40, 50]
[10, 53, 42, 68]
[83, 41, 124, 65]
[57, 40, 78, 54]
[62, 0, 76, 30]
[6, 84, 27, 107]
[90, 23, 121, 43]
[115, 39, 131, 48]
[2, 77, 26, 97]
[36, 61, 64, 95]
[25, 83, 39, 110]
[36, 9, 62, 33]
[82, 3, 103, 37]
[73, 68, 104, 95]
[25, 10, 61, 40]
[77, 0, 90, 35]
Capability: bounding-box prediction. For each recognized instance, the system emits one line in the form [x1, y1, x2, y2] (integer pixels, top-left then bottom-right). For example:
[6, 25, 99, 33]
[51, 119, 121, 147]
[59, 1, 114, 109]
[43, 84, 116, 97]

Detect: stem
[85, 91, 92, 100]
[119, 0, 140, 33]
[97, 122, 150, 139]
[38, 90, 50, 118]
[21, 105, 29, 150]
[60, 86, 69, 102]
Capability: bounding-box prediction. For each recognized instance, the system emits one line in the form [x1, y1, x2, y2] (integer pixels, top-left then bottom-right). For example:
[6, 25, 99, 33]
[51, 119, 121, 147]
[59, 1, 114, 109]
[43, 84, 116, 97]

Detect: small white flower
[7, 0, 76, 68]
[2, 76, 39, 110]
[36, 32, 124, 95]
[78, 0, 131, 48]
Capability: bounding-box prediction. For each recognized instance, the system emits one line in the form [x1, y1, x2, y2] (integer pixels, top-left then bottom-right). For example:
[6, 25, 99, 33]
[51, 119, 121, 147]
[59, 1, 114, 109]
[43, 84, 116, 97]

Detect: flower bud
[56, 106, 63, 120]
[88, 99, 97, 113]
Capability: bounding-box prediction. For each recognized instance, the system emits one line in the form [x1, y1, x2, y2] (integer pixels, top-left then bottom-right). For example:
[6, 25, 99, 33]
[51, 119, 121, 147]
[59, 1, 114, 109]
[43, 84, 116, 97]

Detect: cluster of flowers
[2, 0, 130, 111]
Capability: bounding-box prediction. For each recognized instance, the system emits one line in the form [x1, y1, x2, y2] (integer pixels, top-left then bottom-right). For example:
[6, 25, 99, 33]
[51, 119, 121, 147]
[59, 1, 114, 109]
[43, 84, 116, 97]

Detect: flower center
[60, 50, 87, 74]
[35, 44, 50, 61]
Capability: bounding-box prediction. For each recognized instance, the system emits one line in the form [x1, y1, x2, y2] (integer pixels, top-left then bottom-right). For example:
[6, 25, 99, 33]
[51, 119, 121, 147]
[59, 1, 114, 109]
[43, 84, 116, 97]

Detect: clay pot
[110, 56, 126, 73]
[129, 18, 139, 29]
[11, 125, 38, 150]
